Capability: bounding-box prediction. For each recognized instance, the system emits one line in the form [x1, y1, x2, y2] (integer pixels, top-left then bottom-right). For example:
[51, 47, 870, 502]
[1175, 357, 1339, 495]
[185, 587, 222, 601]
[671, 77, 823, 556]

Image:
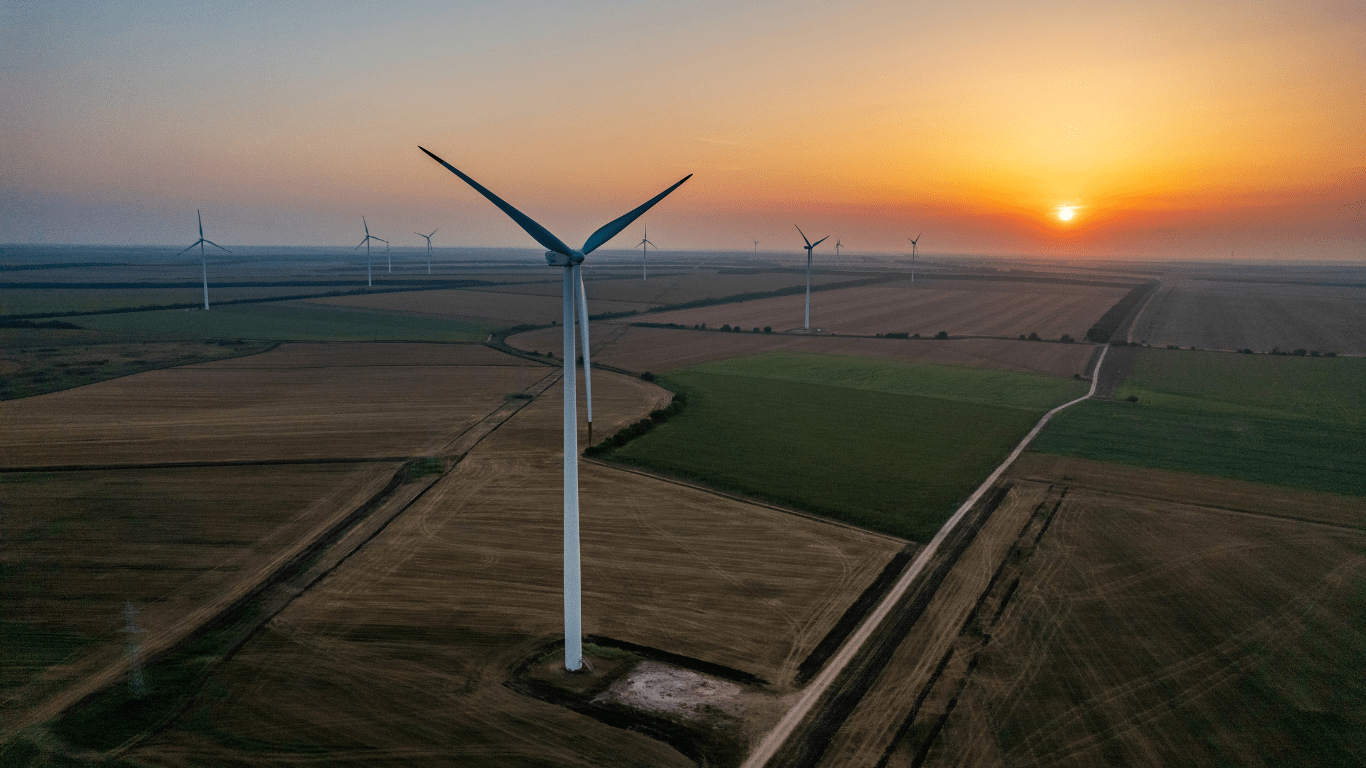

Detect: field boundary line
[1009, 474, 1366, 532]
[741, 344, 1110, 768]
[0, 457, 411, 473]
[582, 458, 910, 544]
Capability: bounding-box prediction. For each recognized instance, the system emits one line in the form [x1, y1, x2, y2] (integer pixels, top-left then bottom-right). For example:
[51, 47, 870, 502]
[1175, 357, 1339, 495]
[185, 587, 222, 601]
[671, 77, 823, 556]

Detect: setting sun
[1058, 206, 1076, 222]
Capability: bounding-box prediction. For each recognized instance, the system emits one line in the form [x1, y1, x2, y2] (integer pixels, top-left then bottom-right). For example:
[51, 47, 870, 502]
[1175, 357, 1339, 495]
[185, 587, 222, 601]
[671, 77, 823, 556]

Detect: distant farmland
[1131, 278, 1366, 354]
[73, 301, 498, 342]
[604, 353, 1087, 540]
[1032, 348, 1366, 496]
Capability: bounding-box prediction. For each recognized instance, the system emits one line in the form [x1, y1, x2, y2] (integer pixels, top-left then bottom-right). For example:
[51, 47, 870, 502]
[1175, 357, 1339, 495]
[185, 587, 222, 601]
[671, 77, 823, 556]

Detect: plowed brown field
[0, 342, 545, 466]
[131, 370, 906, 767]
[307, 288, 652, 325]
[1131, 278, 1366, 354]
[637, 280, 1127, 339]
[911, 461, 1366, 768]
[509, 325, 1098, 378]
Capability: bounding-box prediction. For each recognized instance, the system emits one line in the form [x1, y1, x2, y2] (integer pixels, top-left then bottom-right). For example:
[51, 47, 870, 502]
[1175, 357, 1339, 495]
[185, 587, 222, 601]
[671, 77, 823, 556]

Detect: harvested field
[919, 481, 1366, 768]
[778, 481, 1052, 768]
[472, 270, 854, 306]
[636, 280, 1128, 339]
[0, 462, 400, 721]
[0, 339, 276, 400]
[508, 325, 1099, 378]
[308, 288, 653, 326]
[0, 342, 543, 466]
[130, 370, 904, 767]
[1009, 453, 1365, 529]
[1131, 278, 1366, 354]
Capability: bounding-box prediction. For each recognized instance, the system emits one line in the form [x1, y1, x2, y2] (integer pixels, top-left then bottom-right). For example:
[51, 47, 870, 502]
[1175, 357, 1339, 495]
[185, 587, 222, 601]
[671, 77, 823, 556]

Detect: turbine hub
[545, 250, 585, 267]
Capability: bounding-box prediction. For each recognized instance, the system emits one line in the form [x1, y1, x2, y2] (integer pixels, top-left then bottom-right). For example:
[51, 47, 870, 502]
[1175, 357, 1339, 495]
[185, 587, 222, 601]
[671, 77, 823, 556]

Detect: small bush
[641, 371, 655, 382]
[912, 333, 920, 339]
[764, 326, 772, 333]
[1125, 395, 1140, 403]
[1293, 348, 1307, 356]
[721, 324, 732, 332]
[1060, 334, 1074, 343]
[1238, 348, 1254, 354]
[935, 331, 949, 340]
[1027, 332, 1040, 341]
[752, 327, 760, 333]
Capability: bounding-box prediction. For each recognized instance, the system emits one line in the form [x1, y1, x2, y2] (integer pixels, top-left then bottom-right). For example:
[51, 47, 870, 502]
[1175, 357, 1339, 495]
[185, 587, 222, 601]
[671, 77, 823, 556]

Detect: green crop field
[606, 353, 1087, 540]
[71, 301, 499, 342]
[1033, 348, 1366, 496]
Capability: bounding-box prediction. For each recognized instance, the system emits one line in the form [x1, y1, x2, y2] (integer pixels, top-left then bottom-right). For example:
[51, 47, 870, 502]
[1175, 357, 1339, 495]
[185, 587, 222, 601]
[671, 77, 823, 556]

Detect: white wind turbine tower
[796, 225, 829, 330]
[908, 233, 922, 282]
[420, 145, 691, 672]
[752, 237, 761, 255]
[834, 235, 842, 268]
[355, 217, 387, 287]
[415, 228, 439, 274]
[178, 210, 230, 310]
[635, 225, 656, 280]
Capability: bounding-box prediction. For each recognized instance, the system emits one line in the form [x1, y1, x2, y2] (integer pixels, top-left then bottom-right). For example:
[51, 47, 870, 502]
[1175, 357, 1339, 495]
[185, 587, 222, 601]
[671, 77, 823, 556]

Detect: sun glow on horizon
[1058, 206, 1076, 221]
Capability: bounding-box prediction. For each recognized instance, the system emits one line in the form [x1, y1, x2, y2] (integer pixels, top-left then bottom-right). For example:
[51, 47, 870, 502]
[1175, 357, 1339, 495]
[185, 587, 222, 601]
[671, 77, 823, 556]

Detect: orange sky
[2, 0, 1363, 260]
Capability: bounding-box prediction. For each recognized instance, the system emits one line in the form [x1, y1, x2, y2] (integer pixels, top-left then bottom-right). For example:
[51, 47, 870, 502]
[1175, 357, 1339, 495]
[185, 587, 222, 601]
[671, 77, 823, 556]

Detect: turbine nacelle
[545, 250, 585, 267]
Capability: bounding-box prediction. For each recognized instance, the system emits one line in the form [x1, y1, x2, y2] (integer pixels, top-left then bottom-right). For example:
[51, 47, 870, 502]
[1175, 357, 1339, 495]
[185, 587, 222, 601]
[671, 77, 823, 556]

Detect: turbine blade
[197, 210, 204, 239]
[375, 237, 388, 244]
[812, 235, 829, 247]
[429, 228, 439, 237]
[580, 174, 692, 255]
[203, 240, 232, 253]
[795, 225, 812, 247]
[363, 216, 370, 237]
[177, 241, 201, 256]
[419, 146, 574, 257]
[355, 239, 367, 250]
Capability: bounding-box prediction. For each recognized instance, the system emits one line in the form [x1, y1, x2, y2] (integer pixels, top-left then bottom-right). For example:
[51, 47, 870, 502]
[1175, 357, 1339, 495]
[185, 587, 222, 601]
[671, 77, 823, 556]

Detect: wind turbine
[419, 145, 691, 672]
[795, 226, 829, 330]
[415, 228, 439, 275]
[752, 237, 760, 255]
[834, 235, 842, 268]
[177, 210, 230, 310]
[635, 225, 656, 280]
[908, 233, 922, 282]
[355, 217, 387, 287]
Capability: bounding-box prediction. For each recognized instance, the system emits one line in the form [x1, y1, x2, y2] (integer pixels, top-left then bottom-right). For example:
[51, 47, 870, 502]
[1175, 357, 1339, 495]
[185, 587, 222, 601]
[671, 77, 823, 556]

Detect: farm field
[636, 279, 1129, 339]
[472, 269, 855, 305]
[0, 286, 364, 317]
[124, 369, 905, 767]
[308, 287, 653, 326]
[1032, 348, 1366, 496]
[1131, 278, 1366, 354]
[0, 342, 541, 466]
[69, 300, 498, 342]
[508, 324, 1100, 378]
[0, 463, 400, 718]
[918, 479, 1366, 768]
[604, 353, 1086, 540]
[0, 339, 276, 400]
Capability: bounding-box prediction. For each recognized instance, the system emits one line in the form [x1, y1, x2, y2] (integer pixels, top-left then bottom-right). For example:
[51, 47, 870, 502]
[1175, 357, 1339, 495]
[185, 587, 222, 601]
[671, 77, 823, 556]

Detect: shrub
[1060, 334, 1074, 343]
[1125, 395, 1140, 403]
[1027, 332, 1040, 341]
[1238, 348, 1254, 354]
[935, 331, 949, 340]
[912, 333, 920, 339]
[1293, 348, 1307, 356]
[764, 326, 772, 333]
[752, 327, 760, 333]
[1019, 334, 1027, 340]
[641, 371, 655, 382]
[721, 324, 732, 332]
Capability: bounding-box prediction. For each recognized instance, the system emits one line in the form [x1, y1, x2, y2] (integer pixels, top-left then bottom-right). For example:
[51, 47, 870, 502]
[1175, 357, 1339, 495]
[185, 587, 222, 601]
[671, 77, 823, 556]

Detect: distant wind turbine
[834, 235, 842, 268]
[419, 145, 691, 672]
[415, 228, 439, 274]
[796, 225, 829, 330]
[752, 237, 761, 255]
[177, 210, 230, 310]
[355, 217, 387, 287]
[908, 233, 922, 282]
[635, 225, 656, 280]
